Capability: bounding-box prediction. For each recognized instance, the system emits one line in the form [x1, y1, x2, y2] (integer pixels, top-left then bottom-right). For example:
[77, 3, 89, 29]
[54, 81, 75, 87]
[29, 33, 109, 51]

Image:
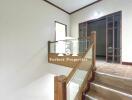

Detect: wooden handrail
[75, 65, 93, 100]
[75, 32, 96, 100]
[53, 32, 96, 100]
[66, 44, 94, 84]
[48, 36, 92, 44]
[66, 32, 96, 84]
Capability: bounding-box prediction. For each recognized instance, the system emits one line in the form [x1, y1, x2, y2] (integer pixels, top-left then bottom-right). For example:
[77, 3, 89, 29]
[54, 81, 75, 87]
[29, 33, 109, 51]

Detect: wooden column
[91, 31, 96, 69]
[54, 75, 67, 100]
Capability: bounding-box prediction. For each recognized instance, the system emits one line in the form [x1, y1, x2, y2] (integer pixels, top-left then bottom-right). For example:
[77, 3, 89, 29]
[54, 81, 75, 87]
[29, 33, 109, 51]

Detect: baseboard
[122, 62, 132, 65]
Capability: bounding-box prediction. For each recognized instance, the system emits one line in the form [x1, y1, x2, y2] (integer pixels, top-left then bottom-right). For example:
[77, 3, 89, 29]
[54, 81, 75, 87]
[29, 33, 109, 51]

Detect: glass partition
[66, 46, 93, 100]
[51, 32, 96, 100]
[49, 39, 91, 55]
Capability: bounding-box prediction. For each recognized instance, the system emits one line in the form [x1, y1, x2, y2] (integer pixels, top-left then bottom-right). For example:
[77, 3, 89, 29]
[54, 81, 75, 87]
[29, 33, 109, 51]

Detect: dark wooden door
[87, 18, 106, 57]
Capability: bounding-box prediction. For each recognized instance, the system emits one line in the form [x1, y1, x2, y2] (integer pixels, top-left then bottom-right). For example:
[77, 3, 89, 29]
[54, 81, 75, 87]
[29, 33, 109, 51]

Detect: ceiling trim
[43, 0, 102, 15]
[70, 0, 102, 14]
[43, 0, 70, 14]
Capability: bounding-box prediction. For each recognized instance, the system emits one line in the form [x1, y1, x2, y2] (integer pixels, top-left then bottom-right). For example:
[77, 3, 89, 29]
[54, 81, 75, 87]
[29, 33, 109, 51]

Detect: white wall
[70, 0, 132, 62]
[0, 0, 70, 100]
[1, 0, 132, 99]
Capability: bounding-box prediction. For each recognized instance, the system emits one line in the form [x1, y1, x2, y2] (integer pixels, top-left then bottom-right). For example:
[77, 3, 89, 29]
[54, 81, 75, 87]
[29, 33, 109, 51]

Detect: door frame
[79, 11, 122, 63]
[55, 21, 67, 41]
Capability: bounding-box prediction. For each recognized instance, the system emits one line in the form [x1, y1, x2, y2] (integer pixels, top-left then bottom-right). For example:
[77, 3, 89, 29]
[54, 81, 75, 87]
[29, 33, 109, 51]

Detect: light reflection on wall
[93, 11, 103, 19]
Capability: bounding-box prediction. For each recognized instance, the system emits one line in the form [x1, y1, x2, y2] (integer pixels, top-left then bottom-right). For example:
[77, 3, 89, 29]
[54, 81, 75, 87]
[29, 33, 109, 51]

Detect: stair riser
[95, 72, 132, 94]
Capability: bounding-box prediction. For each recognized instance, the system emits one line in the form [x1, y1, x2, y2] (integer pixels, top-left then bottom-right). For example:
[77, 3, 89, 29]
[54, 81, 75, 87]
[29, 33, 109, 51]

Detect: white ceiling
[46, 0, 98, 13]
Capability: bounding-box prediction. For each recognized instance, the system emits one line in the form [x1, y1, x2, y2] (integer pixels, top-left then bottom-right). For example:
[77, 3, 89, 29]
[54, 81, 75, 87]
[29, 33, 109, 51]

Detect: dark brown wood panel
[122, 62, 132, 65]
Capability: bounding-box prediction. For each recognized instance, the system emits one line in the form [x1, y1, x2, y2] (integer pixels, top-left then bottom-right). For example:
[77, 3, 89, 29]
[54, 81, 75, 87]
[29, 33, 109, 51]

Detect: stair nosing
[85, 94, 98, 100]
[86, 90, 106, 100]
[95, 71, 132, 80]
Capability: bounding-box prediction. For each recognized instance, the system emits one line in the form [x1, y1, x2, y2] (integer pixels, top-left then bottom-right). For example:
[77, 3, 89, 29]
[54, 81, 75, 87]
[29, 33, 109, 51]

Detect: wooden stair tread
[90, 82, 132, 100]
[94, 72, 132, 95]
[93, 81, 132, 95]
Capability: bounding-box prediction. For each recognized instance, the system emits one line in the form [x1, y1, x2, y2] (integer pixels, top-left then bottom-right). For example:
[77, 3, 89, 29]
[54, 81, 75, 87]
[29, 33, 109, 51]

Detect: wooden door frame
[79, 11, 122, 63]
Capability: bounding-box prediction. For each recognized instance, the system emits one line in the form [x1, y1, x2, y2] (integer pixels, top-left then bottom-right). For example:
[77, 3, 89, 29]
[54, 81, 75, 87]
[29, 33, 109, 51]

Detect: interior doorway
[87, 18, 106, 61]
[55, 21, 67, 54]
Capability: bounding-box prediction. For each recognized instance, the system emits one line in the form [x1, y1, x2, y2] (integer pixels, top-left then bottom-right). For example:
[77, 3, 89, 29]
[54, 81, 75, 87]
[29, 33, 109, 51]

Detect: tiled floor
[96, 60, 132, 79]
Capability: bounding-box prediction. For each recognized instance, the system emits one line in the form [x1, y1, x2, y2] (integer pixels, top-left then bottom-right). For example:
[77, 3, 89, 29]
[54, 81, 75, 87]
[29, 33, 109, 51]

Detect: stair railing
[48, 31, 96, 100]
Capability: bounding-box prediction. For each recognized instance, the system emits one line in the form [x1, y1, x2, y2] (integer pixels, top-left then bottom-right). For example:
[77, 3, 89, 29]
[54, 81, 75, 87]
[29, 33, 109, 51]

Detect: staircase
[85, 71, 132, 100]
[48, 32, 132, 100]
[48, 32, 97, 100]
